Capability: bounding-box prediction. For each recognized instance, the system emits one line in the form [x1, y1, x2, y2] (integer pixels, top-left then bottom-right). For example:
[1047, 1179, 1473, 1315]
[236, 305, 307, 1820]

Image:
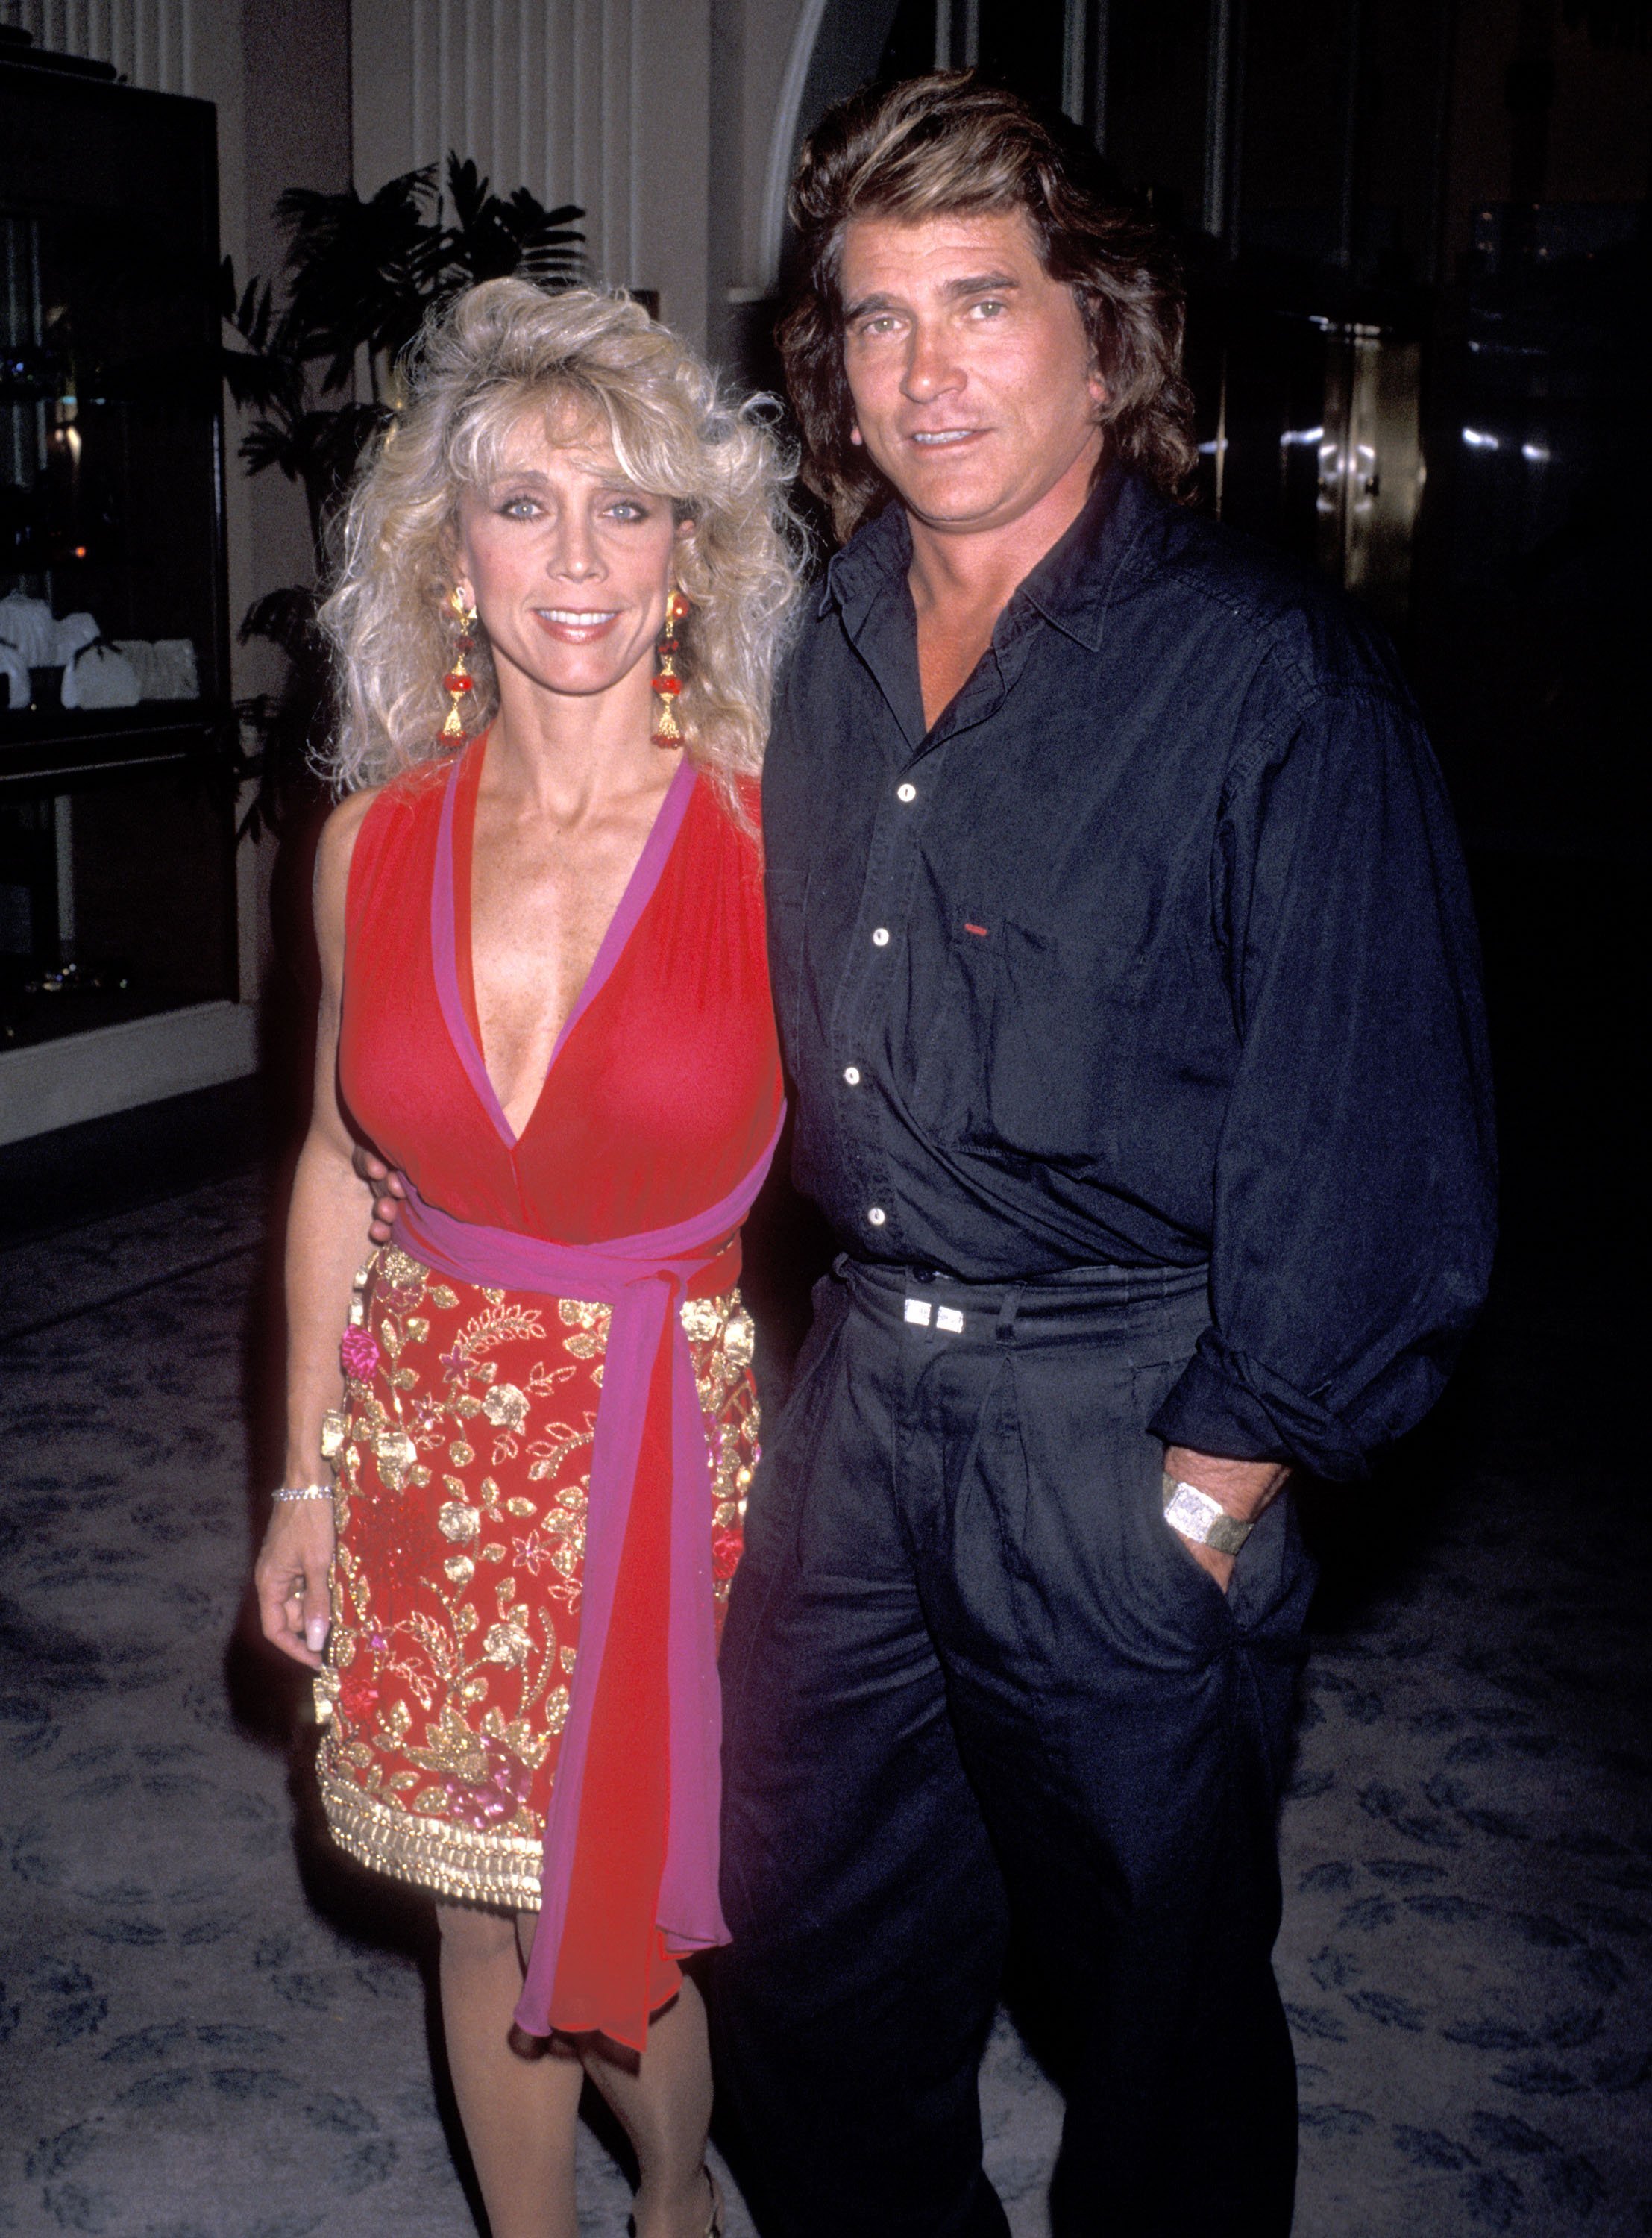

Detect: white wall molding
[0, 1000, 258, 1147]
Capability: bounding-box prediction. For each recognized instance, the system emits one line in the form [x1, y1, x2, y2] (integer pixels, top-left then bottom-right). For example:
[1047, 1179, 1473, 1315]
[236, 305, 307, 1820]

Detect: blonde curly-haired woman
[253, 280, 801, 2238]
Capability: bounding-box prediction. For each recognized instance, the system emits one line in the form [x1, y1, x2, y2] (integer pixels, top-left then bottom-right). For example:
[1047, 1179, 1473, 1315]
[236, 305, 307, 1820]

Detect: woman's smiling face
[453, 404, 687, 706]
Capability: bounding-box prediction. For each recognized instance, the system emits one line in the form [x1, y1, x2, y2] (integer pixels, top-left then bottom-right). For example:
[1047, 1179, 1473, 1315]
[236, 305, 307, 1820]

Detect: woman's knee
[436, 1900, 521, 1967]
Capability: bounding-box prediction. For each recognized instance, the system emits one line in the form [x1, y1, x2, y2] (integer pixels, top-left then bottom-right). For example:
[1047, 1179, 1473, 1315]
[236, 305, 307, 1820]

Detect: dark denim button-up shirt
[760, 464, 1496, 1481]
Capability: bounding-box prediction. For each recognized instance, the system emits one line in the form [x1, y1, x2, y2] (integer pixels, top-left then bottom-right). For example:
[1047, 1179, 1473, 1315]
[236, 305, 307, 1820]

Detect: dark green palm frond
[439, 153, 585, 292]
[238, 402, 386, 568]
[277, 168, 442, 390]
[219, 260, 305, 416]
[503, 192, 586, 289]
[219, 258, 276, 353]
[441, 152, 525, 285]
[237, 583, 319, 659]
[221, 343, 288, 416]
[237, 413, 305, 482]
[444, 154, 490, 236]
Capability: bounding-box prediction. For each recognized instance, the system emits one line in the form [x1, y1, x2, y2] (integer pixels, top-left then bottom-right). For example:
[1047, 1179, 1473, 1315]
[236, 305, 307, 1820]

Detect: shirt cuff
[1149, 1332, 1370, 1482]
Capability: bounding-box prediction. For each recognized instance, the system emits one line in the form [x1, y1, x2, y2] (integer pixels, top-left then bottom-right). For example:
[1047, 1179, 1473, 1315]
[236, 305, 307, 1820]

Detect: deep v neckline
[430, 737, 698, 1153]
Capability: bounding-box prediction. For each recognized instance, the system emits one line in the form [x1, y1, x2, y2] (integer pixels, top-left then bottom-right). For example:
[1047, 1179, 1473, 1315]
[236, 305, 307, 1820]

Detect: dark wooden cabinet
[0, 55, 235, 1050]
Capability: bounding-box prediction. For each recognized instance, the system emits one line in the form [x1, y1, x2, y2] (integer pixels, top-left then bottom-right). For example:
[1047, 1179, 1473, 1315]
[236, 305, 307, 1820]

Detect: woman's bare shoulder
[316, 784, 383, 872]
[312, 786, 390, 937]
[327, 783, 384, 836]
[317, 755, 455, 907]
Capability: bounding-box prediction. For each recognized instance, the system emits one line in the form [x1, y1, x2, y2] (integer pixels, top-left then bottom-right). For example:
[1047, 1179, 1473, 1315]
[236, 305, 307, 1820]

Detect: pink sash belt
[397, 1106, 782, 2037]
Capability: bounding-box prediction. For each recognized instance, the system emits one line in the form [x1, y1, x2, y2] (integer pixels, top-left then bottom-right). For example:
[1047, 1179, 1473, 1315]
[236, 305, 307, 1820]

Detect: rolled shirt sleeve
[1149, 683, 1498, 1480]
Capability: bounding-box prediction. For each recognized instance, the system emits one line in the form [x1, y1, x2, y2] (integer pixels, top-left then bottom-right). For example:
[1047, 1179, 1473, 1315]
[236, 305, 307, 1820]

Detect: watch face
[1163, 1483, 1219, 1542]
[1163, 1481, 1252, 1555]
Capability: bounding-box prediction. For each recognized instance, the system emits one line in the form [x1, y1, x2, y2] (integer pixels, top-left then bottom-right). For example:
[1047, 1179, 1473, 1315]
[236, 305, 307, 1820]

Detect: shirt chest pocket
[905, 912, 1149, 1166]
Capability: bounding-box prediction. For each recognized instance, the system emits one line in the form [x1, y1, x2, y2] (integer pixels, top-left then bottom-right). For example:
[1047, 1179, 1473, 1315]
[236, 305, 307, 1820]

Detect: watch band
[1161, 1475, 1253, 1556]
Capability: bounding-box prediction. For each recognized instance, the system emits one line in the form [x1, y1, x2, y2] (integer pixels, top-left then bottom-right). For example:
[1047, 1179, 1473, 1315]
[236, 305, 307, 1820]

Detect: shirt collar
[818, 498, 911, 633]
[818, 459, 1157, 653]
[1014, 459, 1154, 651]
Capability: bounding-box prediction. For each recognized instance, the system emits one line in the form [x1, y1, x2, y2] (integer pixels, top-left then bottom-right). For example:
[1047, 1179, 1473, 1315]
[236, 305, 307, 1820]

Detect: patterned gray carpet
[0, 1180, 1646, 2236]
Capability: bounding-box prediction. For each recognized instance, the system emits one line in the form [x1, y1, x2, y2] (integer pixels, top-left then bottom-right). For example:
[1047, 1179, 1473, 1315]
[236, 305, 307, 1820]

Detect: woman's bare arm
[254, 789, 379, 1670]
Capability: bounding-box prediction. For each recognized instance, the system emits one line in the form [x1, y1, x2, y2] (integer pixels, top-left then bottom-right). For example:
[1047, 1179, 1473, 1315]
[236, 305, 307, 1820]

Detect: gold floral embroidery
[380, 1245, 427, 1294]
[460, 1304, 538, 1358]
[484, 1382, 530, 1429]
[559, 1297, 611, 1359]
[482, 1617, 531, 1666]
[374, 1425, 416, 1483]
[317, 1259, 756, 1900]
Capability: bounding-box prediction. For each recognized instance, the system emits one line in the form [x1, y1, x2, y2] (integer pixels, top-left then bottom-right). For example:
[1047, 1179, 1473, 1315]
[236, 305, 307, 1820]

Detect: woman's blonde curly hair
[319, 279, 805, 811]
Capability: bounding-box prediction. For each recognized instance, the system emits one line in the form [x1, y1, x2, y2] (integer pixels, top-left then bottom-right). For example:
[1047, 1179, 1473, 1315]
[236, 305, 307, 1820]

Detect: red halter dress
[315, 735, 782, 2051]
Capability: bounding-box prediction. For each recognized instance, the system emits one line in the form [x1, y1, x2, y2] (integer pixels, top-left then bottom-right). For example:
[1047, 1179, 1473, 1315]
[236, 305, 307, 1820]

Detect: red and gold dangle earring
[651, 589, 689, 745]
[442, 584, 478, 741]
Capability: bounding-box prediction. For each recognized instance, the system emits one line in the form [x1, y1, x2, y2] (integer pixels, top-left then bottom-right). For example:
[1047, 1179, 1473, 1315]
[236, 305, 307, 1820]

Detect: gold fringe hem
[318, 1752, 544, 1911]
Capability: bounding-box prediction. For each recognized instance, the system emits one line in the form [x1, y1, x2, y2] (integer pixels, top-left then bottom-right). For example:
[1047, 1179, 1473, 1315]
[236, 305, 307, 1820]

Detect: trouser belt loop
[995, 1286, 1024, 1346]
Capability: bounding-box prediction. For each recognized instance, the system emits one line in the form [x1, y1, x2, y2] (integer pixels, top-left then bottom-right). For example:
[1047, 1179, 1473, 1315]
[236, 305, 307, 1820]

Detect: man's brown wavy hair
[780, 72, 1197, 545]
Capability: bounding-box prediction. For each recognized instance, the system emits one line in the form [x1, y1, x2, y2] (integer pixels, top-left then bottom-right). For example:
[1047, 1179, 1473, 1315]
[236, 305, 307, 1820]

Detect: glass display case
[0, 49, 235, 1053]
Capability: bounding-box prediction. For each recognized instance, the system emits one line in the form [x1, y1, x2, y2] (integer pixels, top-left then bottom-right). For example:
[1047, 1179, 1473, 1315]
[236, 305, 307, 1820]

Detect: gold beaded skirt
[313, 1245, 758, 1909]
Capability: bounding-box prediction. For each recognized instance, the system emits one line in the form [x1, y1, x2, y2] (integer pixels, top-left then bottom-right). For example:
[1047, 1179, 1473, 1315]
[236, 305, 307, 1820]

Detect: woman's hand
[254, 1499, 336, 1670]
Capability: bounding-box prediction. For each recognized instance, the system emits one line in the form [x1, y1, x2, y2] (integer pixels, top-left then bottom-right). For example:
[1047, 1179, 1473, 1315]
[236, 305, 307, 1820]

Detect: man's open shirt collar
[817, 457, 1152, 656]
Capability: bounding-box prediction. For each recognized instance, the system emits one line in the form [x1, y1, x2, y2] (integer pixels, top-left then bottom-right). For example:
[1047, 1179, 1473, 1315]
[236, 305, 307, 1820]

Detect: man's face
[838, 207, 1106, 536]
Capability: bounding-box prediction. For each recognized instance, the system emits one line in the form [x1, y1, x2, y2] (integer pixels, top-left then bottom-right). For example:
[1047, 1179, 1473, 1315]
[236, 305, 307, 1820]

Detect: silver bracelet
[271, 1482, 333, 1503]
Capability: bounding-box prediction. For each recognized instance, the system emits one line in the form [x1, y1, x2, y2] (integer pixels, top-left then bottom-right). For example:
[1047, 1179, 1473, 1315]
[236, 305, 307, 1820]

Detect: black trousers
[710, 1259, 1316, 2238]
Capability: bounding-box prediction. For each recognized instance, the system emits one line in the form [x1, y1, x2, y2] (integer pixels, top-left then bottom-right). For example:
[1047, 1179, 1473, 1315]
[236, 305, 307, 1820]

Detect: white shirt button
[896, 782, 917, 803]
[872, 927, 890, 947]
[844, 1065, 861, 1085]
[867, 1206, 887, 1227]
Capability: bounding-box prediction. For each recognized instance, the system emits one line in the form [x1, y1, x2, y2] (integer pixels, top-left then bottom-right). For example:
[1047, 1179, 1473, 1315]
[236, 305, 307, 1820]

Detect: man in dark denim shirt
[710, 75, 1495, 2238]
[763, 461, 1494, 1478]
